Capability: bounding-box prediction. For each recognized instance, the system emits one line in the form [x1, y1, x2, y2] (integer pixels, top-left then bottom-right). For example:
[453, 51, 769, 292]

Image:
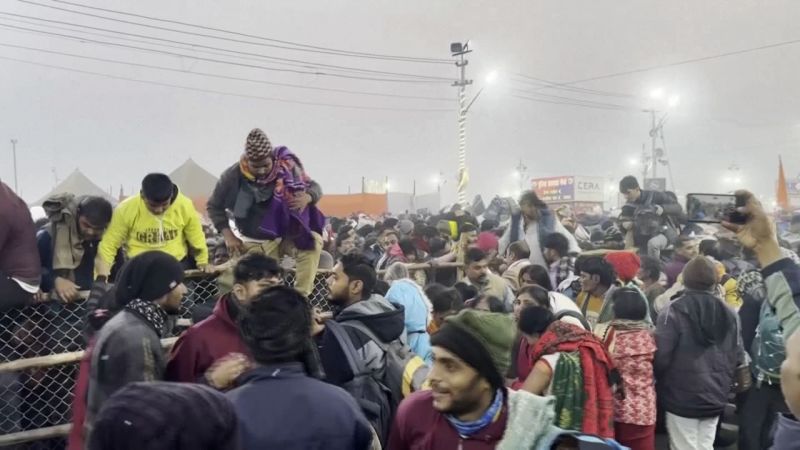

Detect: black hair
[77, 196, 113, 227]
[239, 286, 316, 368]
[699, 239, 721, 259]
[519, 190, 547, 209]
[373, 280, 390, 297]
[639, 256, 662, 282]
[425, 284, 464, 313]
[676, 235, 695, 248]
[339, 253, 377, 300]
[234, 253, 282, 285]
[460, 223, 478, 234]
[543, 233, 569, 257]
[619, 176, 640, 194]
[428, 237, 448, 256]
[518, 306, 555, 335]
[611, 287, 648, 321]
[356, 225, 374, 238]
[481, 219, 499, 232]
[507, 241, 531, 260]
[518, 264, 553, 291]
[465, 247, 488, 265]
[398, 238, 417, 257]
[517, 284, 551, 309]
[470, 295, 505, 313]
[421, 226, 440, 239]
[335, 231, 354, 249]
[141, 173, 175, 203]
[579, 256, 616, 287]
[337, 224, 354, 238]
[384, 218, 399, 229]
[453, 281, 479, 303]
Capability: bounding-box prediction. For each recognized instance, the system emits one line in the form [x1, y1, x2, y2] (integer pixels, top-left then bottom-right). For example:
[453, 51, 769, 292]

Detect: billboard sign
[574, 176, 605, 202]
[531, 176, 575, 202]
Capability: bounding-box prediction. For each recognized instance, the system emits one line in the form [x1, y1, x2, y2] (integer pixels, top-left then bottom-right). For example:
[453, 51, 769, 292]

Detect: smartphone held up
[686, 193, 749, 224]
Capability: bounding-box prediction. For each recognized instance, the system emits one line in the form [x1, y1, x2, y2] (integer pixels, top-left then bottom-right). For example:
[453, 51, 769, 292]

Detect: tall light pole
[10, 139, 18, 194]
[645, 89, 680, 182]
[451, 41, 473, 207]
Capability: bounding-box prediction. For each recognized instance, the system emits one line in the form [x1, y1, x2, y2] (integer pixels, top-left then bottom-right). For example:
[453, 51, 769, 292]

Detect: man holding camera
[619, 176, 685, 260]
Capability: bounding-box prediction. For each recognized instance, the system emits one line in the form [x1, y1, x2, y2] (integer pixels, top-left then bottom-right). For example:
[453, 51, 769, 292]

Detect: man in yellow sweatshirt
[95, 173, 209, 278]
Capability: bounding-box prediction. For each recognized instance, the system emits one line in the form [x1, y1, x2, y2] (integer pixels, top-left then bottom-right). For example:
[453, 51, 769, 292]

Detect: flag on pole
[778, 156, 790, 211]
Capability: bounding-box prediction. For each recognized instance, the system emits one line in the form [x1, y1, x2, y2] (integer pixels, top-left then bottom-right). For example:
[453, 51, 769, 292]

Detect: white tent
[33, 169, 116, 206]
[168, 158, 219, 200]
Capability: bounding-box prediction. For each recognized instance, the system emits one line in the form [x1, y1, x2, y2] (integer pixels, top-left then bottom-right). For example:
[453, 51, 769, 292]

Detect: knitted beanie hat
[114, 251, 184, 306]
[244, 128, 273, 160]
[604, 251, 641, 283]
[88, 382, 238, 450]
[431, 309, 515, 390]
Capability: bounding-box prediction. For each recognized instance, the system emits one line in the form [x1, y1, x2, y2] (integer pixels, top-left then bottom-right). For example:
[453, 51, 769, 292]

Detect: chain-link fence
[0, 270, 335, 448]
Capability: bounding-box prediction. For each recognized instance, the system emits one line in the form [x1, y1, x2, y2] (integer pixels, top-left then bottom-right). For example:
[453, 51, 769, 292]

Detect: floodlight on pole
[649, 88, 664, 100]
[485, 70, 499, 84]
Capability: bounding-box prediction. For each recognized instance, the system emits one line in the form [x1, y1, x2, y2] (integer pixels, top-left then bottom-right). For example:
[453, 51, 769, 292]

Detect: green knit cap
[444, 309, 516, 376]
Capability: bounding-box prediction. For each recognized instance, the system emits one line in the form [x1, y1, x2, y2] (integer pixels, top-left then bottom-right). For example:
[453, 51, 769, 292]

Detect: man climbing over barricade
[207, 128, 324, 296]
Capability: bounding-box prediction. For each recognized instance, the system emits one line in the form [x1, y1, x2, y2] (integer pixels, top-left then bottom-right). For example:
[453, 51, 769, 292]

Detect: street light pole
[10, 139, 18, 194]
[649, 110, 657, 180]
[451, 41, 473, 207]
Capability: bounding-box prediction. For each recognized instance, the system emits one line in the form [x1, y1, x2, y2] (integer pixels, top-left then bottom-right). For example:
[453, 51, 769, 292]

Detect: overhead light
[649, 88, 664, 100]
[485, 70, 499, 84]
[450, 41, 471, 56]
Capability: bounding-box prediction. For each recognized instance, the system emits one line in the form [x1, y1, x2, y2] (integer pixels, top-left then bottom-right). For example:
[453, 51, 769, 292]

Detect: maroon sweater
[165, 295, 250, 383]
[388, 390, 508, 450]
[0, 182, 40, 284]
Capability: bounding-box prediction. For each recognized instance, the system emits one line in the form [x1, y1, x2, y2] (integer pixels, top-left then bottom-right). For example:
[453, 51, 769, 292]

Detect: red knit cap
[604, 251, 641, 282]
[476, 232, 499, 253]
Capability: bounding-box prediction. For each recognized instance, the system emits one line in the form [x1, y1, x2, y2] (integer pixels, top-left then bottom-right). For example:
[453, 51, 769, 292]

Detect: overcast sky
[2, 0, 800, 207]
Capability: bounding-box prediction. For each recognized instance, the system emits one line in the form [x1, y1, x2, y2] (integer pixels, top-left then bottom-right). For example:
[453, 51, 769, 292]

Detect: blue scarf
[445, 389, 504, 438]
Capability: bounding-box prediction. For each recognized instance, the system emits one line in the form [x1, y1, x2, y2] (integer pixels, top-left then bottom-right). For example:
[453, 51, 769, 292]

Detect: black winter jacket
[654, 291, 742, 418]
[207, 163, 323, 239]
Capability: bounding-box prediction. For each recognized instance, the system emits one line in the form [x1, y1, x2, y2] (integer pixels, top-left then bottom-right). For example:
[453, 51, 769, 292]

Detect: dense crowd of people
[1, 128, 800, 449]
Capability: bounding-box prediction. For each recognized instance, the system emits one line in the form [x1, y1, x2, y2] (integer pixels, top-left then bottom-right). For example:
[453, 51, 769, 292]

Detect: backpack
[341, 320, 430, 408]
[324, 320, 393, 446]
[633, 205, 661, 239]
[554, 309, 592, 332]
[547, 431, 630, 449]
[751, 300, 786, 384]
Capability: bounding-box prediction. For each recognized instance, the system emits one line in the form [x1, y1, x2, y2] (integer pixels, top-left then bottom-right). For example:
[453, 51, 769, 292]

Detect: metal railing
[0, 263, 460, 448]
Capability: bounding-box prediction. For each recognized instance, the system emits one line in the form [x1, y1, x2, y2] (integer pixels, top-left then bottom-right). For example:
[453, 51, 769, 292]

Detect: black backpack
[325, 320, 393, 446]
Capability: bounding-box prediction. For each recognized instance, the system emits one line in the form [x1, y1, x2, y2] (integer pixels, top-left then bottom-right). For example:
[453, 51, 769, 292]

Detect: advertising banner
[532, 176, 575, 202]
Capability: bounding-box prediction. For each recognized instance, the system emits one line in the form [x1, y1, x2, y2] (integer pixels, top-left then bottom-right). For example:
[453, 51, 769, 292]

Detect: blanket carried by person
[240, 146, 324, 249]
[42, 193, 84, 271]
[530, 320, 618, 438]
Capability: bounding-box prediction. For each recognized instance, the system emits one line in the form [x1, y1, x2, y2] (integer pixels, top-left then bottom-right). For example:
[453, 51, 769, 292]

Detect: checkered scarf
[125, 298, 168, 337]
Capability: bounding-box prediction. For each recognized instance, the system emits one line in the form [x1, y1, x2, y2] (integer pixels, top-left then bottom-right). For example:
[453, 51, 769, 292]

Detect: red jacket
[165, 295, 249, 383]
[67, 340, 94, 450]
[388, 390, 508, 450]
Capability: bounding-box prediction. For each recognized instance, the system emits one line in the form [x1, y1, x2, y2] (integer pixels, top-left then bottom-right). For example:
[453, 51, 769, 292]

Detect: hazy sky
[2, 0, 800, 207]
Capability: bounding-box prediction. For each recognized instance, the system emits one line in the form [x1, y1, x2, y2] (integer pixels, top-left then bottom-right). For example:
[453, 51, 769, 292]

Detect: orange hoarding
[318, 193, 388, 217]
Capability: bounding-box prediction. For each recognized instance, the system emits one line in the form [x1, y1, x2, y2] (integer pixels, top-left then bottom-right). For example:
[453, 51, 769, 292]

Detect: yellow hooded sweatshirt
[98, 192, 209, 267]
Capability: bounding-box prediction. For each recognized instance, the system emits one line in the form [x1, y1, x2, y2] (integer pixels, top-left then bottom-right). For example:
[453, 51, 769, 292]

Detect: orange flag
[778, 156, 790, 211]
